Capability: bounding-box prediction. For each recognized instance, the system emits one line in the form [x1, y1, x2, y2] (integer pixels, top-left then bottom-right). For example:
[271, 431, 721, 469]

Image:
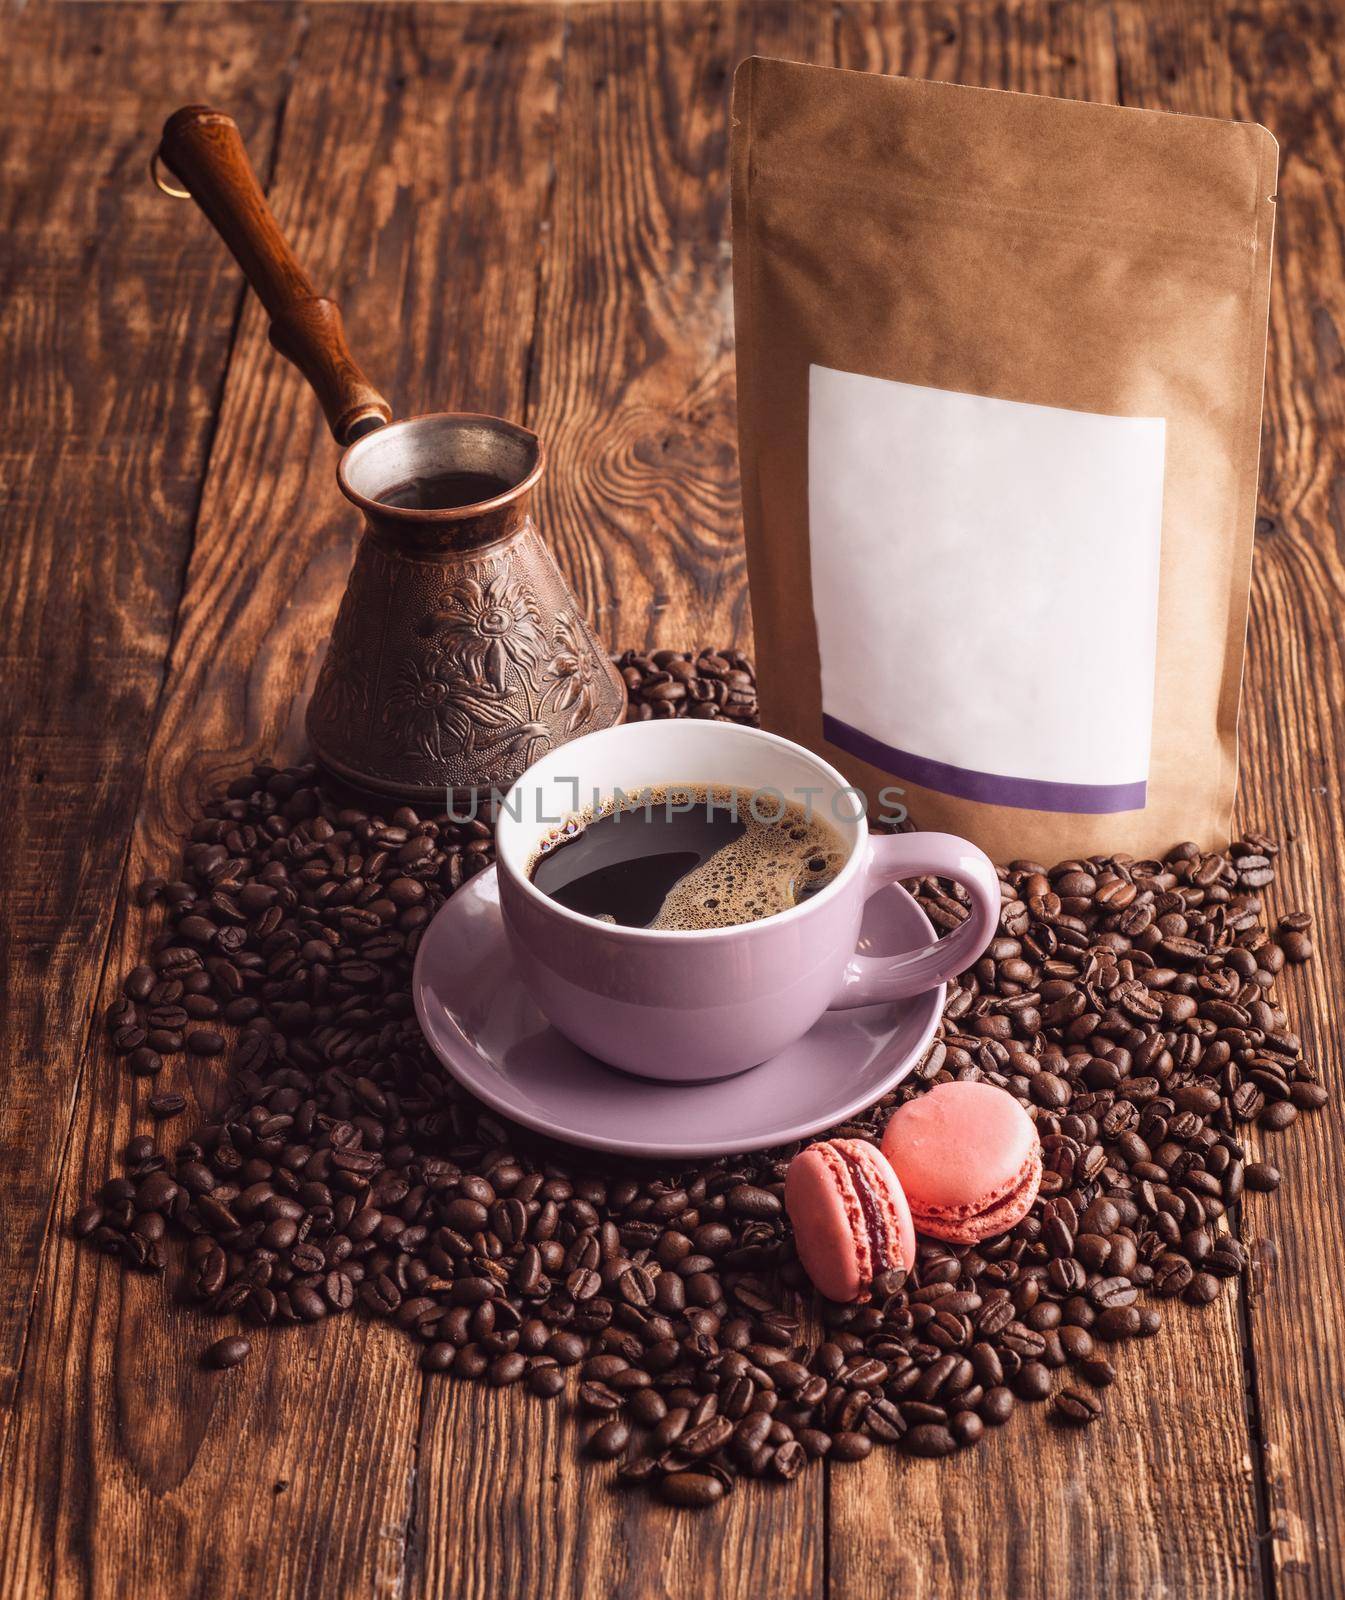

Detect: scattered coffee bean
[546, 1332, 586, 1367]
[1244, 1163, 1281, 1193]
[951, 1411, 984, 1448]
[454, 1346, 489, 1380]
[69, 674, 1323, 1506]
[904, 1423, 956, 1457]
[1054, 1388, 1103, 1426]
[1015, 1361, 1052, 1401]
[1184, 1273, 1221, 1307]
[489, 1353, 527, 1386]
[578, 1382, 622, 1415]
[586, 1420, 631, 1459]
[529, 1364, 566, 1400]
[658, 1472, 725, 1507]
[127, 1046, 162, 1078]
[205, 1336, 251, 1369]
[980, 1387, 1015, 1425]
[1079, 1357, 1116, 1388]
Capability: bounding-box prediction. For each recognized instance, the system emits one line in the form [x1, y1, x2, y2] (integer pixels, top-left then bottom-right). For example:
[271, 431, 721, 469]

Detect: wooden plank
[1116, 11, 1345, 1592]
[408, 8, 834, 1597]
[0, 7, 566, 1598]
[523, 0, 776, 652]
[0, 0, 301, 1417]
[1188, 2, 1345, 1594]
[827, 6, 1266, 1597]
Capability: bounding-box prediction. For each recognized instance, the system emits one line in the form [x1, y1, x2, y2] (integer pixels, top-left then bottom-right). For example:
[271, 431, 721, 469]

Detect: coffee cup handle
[828, 832, 1000, 1009]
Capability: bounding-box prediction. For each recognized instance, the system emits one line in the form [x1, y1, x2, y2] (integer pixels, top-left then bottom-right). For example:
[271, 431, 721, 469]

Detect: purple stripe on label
[821, 715, 1148, 815]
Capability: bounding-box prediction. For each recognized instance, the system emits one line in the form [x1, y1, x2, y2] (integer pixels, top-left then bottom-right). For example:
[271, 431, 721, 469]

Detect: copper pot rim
[336, 411, 546, 524]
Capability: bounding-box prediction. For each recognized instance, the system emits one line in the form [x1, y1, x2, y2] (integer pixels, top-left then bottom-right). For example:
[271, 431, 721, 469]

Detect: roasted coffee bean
[125, 965, 156, 1001]
[980, 1387, 1015, 1425]
[652, 1409, 690, 1450]
[127, 1046, 163, 1078]
[658, 1472, 724, 1507]
[567, 1268, 603, 1302]
[421, 1342, 455, 1374]
[586, 1420, 630, 1459]
[583, 1354, 630, 1382]
[951, 1411, 984, 1448]
[1095, 1307, 1143, 1340]
[489, 1352, 527, 1386]
[846, 1358, 888, 1391]
[829, 1431, 872, 1463]
[546, 1331, 586, 1366]
[904, 1423, 956, 1458]
[1014, 1361, 1052, 1401]
[1184, 1272, 1221, 1307]
[291, 1286, 327, 1322]
[615, 1457, 660, 1488]
[1058, 1326, 1094, 1362]
[1054, 1388, 1103, 1426]
[205, 1336, 251, 1369]
[1236, 1157, 1281, 1195]
[864, 1398, 906, 1442]
[578, 1382, 623, 1415]
[727, 1184, 781, 1219]
[125, 1133, 155, 1165]
[1153, 1255, 1195, 1297]
[454, 1345, 490, 1380]
[627, 1388, 666, 1427]
[529, 1363, 566, 1399]
[681, 1416, 734, 1458]
[1261, 1101, 1298, 1132]
[135, 1172, 179, 1211]
[1088, 1276, 1138, 1310]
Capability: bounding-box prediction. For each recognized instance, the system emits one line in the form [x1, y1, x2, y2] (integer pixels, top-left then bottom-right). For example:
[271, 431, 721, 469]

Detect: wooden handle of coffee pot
[157, 106, 393, 445]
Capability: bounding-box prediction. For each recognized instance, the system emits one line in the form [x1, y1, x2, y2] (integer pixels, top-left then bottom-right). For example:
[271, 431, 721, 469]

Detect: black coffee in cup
[528, 786, 847, 930]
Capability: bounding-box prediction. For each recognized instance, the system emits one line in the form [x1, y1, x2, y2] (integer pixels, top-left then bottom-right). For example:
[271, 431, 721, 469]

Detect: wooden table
[2, 2, 1341, 1595]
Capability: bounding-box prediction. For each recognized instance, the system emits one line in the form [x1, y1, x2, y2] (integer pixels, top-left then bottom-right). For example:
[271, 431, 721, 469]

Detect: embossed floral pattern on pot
[420, 568, 548, 693]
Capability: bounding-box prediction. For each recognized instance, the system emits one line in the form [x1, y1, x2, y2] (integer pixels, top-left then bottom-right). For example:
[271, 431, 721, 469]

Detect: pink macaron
[880, 1081, 1042, 1245]
[784, 1138, 916, 1303]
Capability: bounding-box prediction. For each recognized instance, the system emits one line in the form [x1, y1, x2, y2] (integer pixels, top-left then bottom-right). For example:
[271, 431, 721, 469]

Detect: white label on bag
[808, 363, 1166, 813]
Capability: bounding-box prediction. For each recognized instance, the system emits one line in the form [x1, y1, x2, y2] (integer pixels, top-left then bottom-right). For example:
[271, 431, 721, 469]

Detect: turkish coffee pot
[155, 106, 626, 802]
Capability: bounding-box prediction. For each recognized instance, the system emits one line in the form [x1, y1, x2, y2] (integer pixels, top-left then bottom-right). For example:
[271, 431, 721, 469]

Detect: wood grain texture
[1152, 2, 1345, 1594]
[0, 7, 565, 1598]
[0, 0, 300, 1417]
[1114, 10, 1345, 1591]
[828, 6, 1266, 1597]
[524, 0, 811, 652]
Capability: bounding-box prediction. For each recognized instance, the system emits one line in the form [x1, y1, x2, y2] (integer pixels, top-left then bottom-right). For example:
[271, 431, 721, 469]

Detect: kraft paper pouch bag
[730, 59, 1277, 862]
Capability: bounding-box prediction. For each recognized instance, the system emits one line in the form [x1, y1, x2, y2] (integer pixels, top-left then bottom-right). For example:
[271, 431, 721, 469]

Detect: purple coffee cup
[495, 719, 999, 1081]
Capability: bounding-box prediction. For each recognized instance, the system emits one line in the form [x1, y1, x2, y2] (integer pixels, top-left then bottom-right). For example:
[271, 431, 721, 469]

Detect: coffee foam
[530, 784, 848, 931]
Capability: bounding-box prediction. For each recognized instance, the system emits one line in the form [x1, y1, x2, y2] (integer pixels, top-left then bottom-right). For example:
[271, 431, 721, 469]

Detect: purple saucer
[412, 867, 944, 1159]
